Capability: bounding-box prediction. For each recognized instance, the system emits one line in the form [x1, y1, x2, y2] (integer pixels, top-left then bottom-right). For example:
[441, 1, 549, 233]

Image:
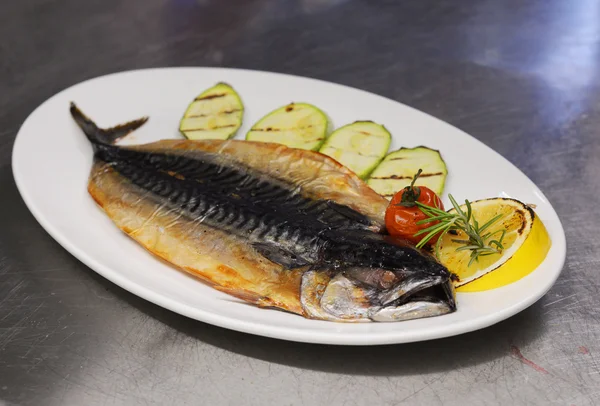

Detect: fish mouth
[300, 269, 456, 322]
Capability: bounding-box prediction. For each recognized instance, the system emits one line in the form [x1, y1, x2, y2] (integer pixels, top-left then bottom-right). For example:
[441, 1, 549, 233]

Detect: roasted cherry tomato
[385, 169, 445, 245]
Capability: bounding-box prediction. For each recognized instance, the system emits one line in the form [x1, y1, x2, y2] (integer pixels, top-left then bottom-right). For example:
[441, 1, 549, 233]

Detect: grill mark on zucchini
[185, 109, 242, 118]
[251, 125, 315, 132]
[370, 172, 444, 180]
[323, 145, 381, 158]
[184, 124, 237, 132]
[194, 93, 227, 101]
[300, 137, 325, 144]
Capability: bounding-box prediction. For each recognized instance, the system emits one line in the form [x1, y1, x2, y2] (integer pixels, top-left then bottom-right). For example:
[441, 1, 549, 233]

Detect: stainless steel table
[1, 1, 598, 405]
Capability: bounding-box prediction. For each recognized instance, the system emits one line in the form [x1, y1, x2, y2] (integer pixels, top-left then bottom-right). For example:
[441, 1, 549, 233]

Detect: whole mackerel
[72, 103, 456, 322]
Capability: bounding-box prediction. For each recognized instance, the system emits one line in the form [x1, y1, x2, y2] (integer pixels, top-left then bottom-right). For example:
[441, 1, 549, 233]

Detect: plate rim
[11, 66, 567, 345]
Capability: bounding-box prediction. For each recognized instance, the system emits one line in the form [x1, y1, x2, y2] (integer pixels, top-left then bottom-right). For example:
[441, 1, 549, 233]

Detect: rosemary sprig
[414, 194, 506, 266]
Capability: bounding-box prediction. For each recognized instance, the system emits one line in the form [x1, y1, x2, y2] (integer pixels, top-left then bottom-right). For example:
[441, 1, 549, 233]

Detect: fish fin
[70, 102, 148, 145]
[215, 286, 304, 315]
[251, 243, 310, 269]
[214, 286, 263, 304]
[214, 286, 277, 308]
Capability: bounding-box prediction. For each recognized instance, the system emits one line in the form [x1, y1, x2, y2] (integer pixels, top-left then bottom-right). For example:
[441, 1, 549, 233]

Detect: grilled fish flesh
[71, 103, 456, 322]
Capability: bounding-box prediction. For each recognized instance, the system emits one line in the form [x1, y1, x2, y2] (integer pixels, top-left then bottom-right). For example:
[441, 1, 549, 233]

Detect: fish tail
[69, 102, 148, 145]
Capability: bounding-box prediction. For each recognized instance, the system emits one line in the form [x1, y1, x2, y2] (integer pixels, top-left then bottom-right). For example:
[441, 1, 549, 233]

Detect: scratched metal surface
[0, 0, 598, 405]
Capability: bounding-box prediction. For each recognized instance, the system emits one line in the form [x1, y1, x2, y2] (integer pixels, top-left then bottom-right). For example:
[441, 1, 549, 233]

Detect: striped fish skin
[95, 145, 377, 268]
[72, 103, 456, 322]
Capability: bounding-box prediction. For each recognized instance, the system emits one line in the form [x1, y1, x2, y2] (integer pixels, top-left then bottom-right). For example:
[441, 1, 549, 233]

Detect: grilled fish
[71, 103, 456, 322]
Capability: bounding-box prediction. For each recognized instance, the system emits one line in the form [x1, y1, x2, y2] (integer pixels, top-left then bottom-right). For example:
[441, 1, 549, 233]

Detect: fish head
[300, 235, 457, 322]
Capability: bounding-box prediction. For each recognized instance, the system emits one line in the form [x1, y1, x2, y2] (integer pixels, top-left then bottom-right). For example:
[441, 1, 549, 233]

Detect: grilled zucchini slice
[367, 146, 448, 199]
[179, 82, 243, 140]
[319, 121, 391, 179]
[246, 103, 328, 151]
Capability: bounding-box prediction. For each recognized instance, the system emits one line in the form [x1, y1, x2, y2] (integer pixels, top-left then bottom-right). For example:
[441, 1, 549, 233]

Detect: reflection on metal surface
[532, 0, 599, 126]
[532, 0, 599, 92]
[1, 0, 600, 404]
[468, 0, 599, 126]
[300, 0, 352, 13]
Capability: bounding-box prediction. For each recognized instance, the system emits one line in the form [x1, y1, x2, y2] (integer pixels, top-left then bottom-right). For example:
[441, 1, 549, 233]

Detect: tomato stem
[397, 169, 423, 207]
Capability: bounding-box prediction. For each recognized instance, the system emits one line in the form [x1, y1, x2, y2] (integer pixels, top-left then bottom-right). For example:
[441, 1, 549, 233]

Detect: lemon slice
[436, 198, 551, 292]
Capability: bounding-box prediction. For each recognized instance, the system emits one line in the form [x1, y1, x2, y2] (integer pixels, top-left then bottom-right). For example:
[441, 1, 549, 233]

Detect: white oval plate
[12, 68, 566, 345]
